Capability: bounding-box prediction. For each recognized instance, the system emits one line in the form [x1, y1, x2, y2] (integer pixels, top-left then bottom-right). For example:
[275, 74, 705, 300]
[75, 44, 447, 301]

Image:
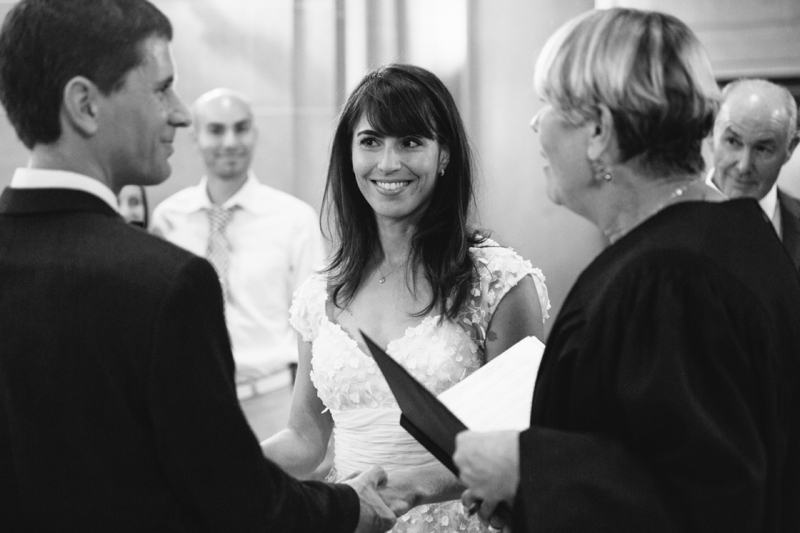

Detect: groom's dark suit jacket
[0, 187, 358, 532]
[779, 188, 800, 272]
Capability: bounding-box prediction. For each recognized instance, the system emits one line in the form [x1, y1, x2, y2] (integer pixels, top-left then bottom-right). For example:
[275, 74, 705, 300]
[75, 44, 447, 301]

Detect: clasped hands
[342, 465, 431, 533]
[344, 429, 520, 533]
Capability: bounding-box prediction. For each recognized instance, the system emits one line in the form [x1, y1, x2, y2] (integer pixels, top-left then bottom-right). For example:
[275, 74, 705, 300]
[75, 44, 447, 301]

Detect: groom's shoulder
[121, 223, 204, 267]
[98, 222, 217, 293]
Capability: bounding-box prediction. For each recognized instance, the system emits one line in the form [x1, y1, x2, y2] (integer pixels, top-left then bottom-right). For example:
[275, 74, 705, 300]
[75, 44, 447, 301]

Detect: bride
[261, 63, 550, 532]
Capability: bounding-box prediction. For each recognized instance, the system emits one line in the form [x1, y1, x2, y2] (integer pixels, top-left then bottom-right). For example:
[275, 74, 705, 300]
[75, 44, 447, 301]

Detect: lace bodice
[290, 242, 549, 532]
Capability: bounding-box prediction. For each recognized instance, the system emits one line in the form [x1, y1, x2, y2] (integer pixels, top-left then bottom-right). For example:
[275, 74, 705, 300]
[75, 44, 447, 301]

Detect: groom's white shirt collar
[10, 167, 120, 213]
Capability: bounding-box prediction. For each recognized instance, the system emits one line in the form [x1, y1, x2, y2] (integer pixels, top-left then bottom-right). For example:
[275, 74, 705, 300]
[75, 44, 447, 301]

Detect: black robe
[514, 199, 800, 532]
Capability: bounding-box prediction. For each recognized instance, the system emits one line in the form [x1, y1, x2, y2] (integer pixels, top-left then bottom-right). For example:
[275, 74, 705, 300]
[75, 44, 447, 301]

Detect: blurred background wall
[0, 0, 798, 337]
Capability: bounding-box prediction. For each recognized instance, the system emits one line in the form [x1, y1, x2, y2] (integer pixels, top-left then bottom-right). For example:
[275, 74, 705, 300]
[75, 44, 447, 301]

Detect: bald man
[709, 79, 800, 270]
[152, 88, 325, 439]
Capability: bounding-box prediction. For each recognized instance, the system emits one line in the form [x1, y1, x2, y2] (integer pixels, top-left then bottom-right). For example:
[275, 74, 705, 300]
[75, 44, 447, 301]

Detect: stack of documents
[438, 335, 544, 431]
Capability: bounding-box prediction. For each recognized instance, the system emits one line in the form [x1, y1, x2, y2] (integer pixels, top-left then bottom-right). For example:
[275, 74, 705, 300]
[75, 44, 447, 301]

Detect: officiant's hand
[343, 465, 397, 533]
[454, 430, 520, 528]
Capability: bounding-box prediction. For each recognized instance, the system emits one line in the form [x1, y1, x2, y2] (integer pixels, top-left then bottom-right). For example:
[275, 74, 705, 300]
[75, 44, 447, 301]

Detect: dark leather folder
[361, 331, 467, 475]
[361, 331, 512, 523]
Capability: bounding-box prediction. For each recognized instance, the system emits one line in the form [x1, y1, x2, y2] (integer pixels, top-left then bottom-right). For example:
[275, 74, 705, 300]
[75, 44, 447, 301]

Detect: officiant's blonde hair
[533, 8, 720, 176]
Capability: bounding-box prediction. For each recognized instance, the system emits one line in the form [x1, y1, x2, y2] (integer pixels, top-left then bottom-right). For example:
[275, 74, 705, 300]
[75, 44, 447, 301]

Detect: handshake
[343, 429, 520, 533]
[342, 465, 407, 533]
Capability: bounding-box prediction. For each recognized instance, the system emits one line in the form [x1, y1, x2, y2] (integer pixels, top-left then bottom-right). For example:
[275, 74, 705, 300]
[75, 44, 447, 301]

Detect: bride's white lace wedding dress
[290, 242, 550, 532]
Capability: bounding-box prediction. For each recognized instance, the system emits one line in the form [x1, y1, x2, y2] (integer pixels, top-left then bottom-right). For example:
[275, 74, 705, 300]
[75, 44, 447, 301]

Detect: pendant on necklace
[377, 260, 407, 284]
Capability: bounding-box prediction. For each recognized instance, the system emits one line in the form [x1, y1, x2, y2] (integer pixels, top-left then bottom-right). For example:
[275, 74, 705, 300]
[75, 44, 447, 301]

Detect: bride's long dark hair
[321, 63, 486, 320]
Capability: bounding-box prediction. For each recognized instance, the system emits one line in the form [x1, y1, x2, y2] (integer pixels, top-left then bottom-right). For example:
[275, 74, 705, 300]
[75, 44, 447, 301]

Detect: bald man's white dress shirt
[151, 173, 324, 399]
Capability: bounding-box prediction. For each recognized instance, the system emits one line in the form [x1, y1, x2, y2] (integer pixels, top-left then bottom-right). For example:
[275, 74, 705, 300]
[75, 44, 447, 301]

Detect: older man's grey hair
[720, 78, 798, 141]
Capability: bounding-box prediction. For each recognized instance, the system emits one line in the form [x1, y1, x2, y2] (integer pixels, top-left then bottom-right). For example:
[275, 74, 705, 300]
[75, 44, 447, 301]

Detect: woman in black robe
[453, 8, 800, 533]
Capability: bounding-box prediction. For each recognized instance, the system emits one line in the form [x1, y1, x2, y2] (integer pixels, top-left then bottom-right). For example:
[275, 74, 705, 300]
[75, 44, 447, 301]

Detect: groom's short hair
[0, 0, 172, 150]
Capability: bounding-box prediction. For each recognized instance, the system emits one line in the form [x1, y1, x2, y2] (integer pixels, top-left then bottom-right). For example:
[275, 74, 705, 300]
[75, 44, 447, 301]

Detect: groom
[0, 1, 394, 531]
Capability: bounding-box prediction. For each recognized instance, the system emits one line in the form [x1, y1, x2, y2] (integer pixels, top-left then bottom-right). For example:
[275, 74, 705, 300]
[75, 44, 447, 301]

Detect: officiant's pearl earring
[591, 159, 612, 182]
[439, 167, 445, 176]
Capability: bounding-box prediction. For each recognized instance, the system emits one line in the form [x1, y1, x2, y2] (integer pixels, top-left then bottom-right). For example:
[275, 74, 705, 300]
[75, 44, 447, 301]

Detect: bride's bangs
[360, 81, 439, 141]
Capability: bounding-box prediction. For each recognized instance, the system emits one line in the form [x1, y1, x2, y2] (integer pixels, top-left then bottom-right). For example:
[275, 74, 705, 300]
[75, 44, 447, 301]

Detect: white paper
[437, 336, 544, 431]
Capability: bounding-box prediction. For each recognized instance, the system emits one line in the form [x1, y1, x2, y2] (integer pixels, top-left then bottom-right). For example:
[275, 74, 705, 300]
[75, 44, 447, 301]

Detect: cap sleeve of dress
[472, 240, 551, 322]
[289, 272, 328, 343]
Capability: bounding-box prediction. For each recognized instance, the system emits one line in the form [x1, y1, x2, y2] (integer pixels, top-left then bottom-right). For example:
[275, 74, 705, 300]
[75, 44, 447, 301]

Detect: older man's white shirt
[705, 168, 782, 239]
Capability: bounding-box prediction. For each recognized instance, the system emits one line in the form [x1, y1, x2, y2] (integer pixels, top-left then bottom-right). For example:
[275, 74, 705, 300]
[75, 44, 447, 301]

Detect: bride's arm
[380, 278, 544, 514]
[484, 275, 544, 361]
[260, 338, 333, 478]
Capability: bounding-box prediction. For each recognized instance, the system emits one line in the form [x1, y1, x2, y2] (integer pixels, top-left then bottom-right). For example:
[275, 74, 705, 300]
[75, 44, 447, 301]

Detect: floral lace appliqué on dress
[290, 242, 549, 533]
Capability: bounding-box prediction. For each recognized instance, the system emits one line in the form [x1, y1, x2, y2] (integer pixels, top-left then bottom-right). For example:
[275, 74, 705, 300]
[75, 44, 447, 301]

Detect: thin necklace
[610, 181, 694, 243]
[651, 182, 691, 215]
[377, 260, 407, 284]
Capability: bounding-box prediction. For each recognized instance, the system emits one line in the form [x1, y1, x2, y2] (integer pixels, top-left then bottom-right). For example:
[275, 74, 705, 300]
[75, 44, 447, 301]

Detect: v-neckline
[320, 283, 445, 360]
[325, 311, 442, 361]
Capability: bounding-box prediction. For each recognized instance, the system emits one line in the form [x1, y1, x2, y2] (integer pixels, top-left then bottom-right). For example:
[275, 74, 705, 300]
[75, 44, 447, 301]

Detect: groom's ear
[61, 76, 102, 137]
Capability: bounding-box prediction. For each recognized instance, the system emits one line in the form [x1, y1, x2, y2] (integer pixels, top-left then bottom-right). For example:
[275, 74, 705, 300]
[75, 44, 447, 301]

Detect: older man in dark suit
[0, 1, 394, 531]
[708, 78, 800, 270]
[778, 189, 800, 269]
